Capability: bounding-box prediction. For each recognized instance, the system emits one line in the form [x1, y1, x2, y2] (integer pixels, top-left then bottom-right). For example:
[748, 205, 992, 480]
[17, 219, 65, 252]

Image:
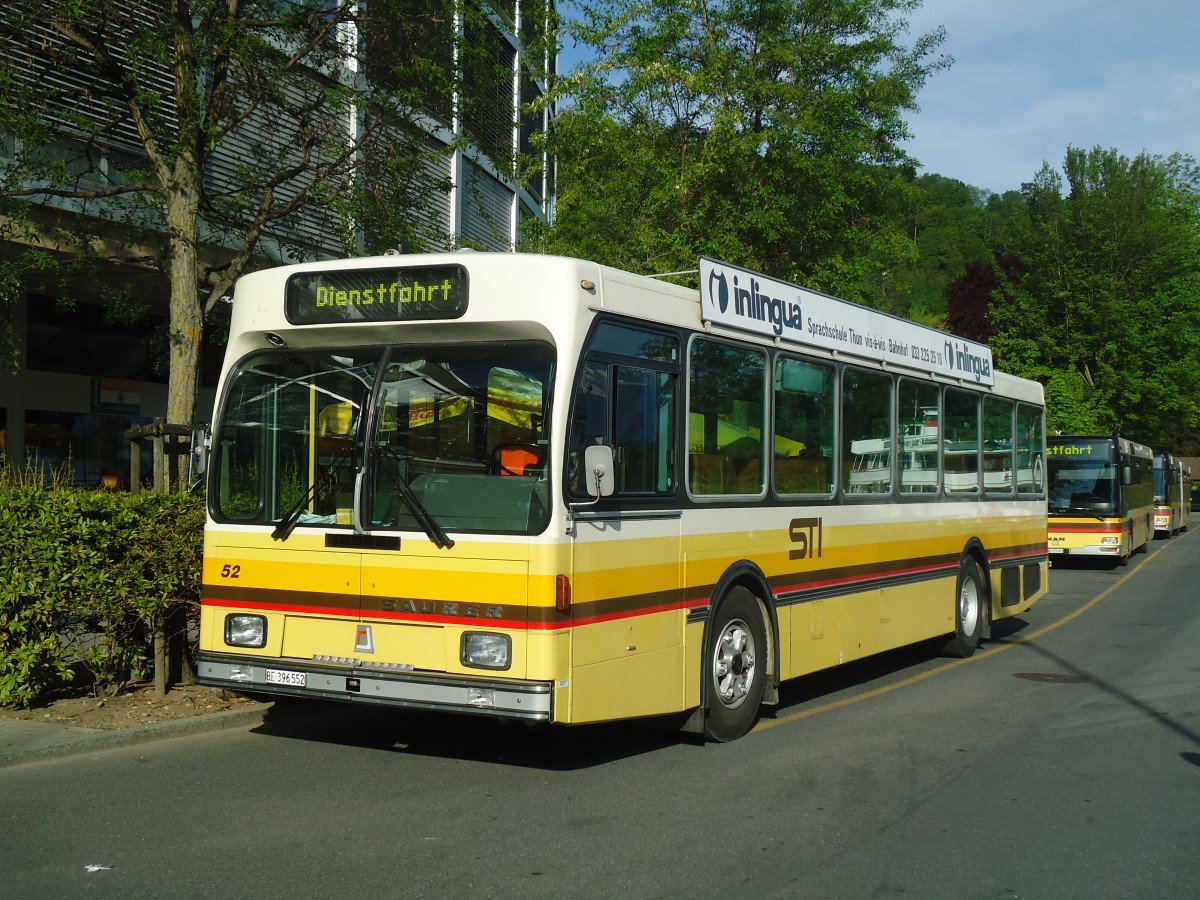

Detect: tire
[941, 556, 984, 658]
[704, 587, 767, 742]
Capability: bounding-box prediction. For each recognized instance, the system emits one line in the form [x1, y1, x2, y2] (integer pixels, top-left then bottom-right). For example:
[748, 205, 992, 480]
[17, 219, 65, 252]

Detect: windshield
[1153, 462, 1168, 503]
[213, 343, 553, 538]
[1048, 460, 1117, 513]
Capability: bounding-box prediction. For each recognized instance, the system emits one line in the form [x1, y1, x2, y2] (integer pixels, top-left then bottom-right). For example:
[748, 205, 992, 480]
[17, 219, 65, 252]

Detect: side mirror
[1122, 465, 1132, 486]
[190, 424, 210, 478]
[583, 445, 615, 498]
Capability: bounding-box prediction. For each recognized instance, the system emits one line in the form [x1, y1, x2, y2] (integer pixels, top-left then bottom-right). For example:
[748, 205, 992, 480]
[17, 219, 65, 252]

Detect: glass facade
[0, 1, 556, 485]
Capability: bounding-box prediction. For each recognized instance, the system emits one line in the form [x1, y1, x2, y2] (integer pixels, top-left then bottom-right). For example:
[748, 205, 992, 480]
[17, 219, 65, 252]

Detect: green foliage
[992, 147, 1200, 450]
[0, 0, 462, 430]
[0, 470, 203, 707]
[1039, 369, 1105, 435]
[534, 0, 949, 295]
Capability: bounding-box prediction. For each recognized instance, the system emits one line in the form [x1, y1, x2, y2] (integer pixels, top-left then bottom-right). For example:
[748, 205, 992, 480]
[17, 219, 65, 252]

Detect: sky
[557, 1, 1200, 196]
[900, 0, 1200, 194]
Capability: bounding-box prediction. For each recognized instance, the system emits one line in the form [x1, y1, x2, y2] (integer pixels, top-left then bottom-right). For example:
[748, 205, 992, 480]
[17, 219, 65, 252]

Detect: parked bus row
[1045, 437, 1191, 566]
[193, 253, 1049, 741]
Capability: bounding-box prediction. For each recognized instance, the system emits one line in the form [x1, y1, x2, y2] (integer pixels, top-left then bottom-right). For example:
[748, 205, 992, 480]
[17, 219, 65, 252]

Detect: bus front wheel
[704, 587, 767, 742]
[942, 557, 983, 658]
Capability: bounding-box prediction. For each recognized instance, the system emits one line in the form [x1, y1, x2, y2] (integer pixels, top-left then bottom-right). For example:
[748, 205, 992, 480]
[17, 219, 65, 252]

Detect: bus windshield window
[1049, 461, 1117, 512]
[212, 344, 553, 536]
[368, 343, 553, 535]
[214, 351, 382, 524]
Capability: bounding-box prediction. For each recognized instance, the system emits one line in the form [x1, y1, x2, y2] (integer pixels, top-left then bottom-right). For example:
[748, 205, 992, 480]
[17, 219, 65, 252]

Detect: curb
[0, 704, 272, 768]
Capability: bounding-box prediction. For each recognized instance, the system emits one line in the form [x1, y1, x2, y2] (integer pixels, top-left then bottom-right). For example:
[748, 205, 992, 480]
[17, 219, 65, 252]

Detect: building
[0, 0, 555, 487]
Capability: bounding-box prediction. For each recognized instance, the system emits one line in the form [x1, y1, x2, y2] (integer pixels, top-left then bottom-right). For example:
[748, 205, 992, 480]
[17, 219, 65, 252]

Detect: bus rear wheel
[704, 587, 767, 742]
[941, 556, 983, 658]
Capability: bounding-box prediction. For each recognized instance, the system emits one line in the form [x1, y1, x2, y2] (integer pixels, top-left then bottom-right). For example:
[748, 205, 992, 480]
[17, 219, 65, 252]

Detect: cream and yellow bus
[195, 253, 1048, 741]
[1152, 451, 1191, 536]
[1047, 436, 1153, 564]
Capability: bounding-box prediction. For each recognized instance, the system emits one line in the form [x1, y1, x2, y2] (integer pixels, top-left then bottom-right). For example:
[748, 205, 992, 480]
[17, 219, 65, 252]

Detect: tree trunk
[164, 174, 204, 491]
[153, 614, 168, 697]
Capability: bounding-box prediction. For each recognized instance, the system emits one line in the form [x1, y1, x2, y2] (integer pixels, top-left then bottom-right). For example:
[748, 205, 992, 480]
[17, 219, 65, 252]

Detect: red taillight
[555, 574, 571, 613]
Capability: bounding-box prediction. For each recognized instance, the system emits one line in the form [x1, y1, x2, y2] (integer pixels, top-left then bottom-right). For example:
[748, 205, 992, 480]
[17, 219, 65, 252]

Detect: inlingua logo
[708, 267, 730, 313]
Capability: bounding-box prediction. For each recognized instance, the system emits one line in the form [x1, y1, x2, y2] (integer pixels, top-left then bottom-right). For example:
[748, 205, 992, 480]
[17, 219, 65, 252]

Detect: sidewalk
[0, 702, 271, 768]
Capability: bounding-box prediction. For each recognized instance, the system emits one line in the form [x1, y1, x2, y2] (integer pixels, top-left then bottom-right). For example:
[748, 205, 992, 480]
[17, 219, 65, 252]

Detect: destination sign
[285, 265, 468, 325]
[699, 258, 995, 385]
[1047, 441, 1109, 460]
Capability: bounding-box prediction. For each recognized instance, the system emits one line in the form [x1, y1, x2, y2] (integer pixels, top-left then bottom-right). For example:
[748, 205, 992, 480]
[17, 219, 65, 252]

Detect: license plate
[1049, 548, 1066, 555]
[265, 669, 306, 687]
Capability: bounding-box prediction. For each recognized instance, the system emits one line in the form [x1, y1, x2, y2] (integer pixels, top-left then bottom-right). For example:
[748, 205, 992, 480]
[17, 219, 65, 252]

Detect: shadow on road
[246, 613, 1051, 766]
[250, 700, 692, 769]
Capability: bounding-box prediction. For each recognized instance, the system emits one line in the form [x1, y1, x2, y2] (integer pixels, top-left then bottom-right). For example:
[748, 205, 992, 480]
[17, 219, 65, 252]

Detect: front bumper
[198, 653, 553, 721]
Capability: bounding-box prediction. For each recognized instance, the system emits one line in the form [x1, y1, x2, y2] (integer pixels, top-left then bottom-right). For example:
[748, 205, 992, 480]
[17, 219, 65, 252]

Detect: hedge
[0, 471, 204, 707]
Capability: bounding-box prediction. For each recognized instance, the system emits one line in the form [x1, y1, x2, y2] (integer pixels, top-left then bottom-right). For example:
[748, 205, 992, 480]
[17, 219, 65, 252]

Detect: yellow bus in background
[1048, 436, 1153, 565]
[1153, 451, 1191, 537]
[195, 253, 1048, 741]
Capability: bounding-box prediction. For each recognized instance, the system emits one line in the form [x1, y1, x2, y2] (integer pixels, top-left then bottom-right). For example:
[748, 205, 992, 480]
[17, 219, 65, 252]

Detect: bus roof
[228, 252, 1039, 401]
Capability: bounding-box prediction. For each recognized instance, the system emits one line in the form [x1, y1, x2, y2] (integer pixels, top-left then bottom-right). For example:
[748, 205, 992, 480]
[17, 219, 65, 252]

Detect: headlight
[1100, 536, 1119, 546]
[225, 614, 267, 648]
[461, 632, 511, 670]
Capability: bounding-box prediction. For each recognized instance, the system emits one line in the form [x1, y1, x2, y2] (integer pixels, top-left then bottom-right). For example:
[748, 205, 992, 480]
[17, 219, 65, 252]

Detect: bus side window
[688, 337, 766, 497]
[568, 363, 609, 496]
[614, 366, 677, 494]
[571, 321, 681, 498]
[944, 388, 981, 494]
[773, 356, 835, 495]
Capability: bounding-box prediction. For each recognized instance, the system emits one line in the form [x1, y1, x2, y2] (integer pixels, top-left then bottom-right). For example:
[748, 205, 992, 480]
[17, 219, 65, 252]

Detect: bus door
[565, 347, 686, 724]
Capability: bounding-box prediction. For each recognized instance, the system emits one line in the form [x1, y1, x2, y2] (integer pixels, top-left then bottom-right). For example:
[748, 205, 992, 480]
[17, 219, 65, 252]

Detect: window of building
[25, 296, 163, 381]
[23, 295, 221, 386]
[364, 0, 455, 125]
[23, 409, 152, 488]
[462, 7, 517, 166]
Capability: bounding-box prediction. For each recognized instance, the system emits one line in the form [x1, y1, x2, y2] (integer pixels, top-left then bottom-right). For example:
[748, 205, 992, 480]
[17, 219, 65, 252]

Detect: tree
[0, 1, 472, 477]
[990, 147, 1200, 447]
[529, 0, 949, 302]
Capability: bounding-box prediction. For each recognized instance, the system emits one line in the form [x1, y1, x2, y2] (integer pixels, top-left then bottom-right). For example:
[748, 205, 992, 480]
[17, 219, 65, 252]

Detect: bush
[0, 468, 203, 706]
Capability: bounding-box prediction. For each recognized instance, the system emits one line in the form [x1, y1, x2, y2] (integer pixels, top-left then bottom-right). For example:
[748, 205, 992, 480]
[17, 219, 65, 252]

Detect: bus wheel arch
[941, 546, 987, 658]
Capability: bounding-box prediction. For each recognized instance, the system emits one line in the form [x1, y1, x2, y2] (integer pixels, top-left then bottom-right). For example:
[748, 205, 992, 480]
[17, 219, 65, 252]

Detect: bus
[195, 253, 1048, 742]
[1153, 453, 1191, 536]
[1182, 463, 1192, 532]
[1047, 436, 1153, 564]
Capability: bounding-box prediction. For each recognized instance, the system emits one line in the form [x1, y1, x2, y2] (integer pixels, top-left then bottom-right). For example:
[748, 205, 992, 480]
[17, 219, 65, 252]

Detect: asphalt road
[3, 530, 1198, 899]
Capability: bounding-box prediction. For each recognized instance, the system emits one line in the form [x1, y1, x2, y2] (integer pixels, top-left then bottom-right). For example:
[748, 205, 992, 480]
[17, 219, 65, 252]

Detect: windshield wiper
[378, 445, 455, 550]
[272, 443, 355, 542]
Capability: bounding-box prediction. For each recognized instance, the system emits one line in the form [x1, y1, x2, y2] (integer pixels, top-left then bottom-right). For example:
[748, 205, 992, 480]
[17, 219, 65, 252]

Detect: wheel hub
[713, 620, 756, 709]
